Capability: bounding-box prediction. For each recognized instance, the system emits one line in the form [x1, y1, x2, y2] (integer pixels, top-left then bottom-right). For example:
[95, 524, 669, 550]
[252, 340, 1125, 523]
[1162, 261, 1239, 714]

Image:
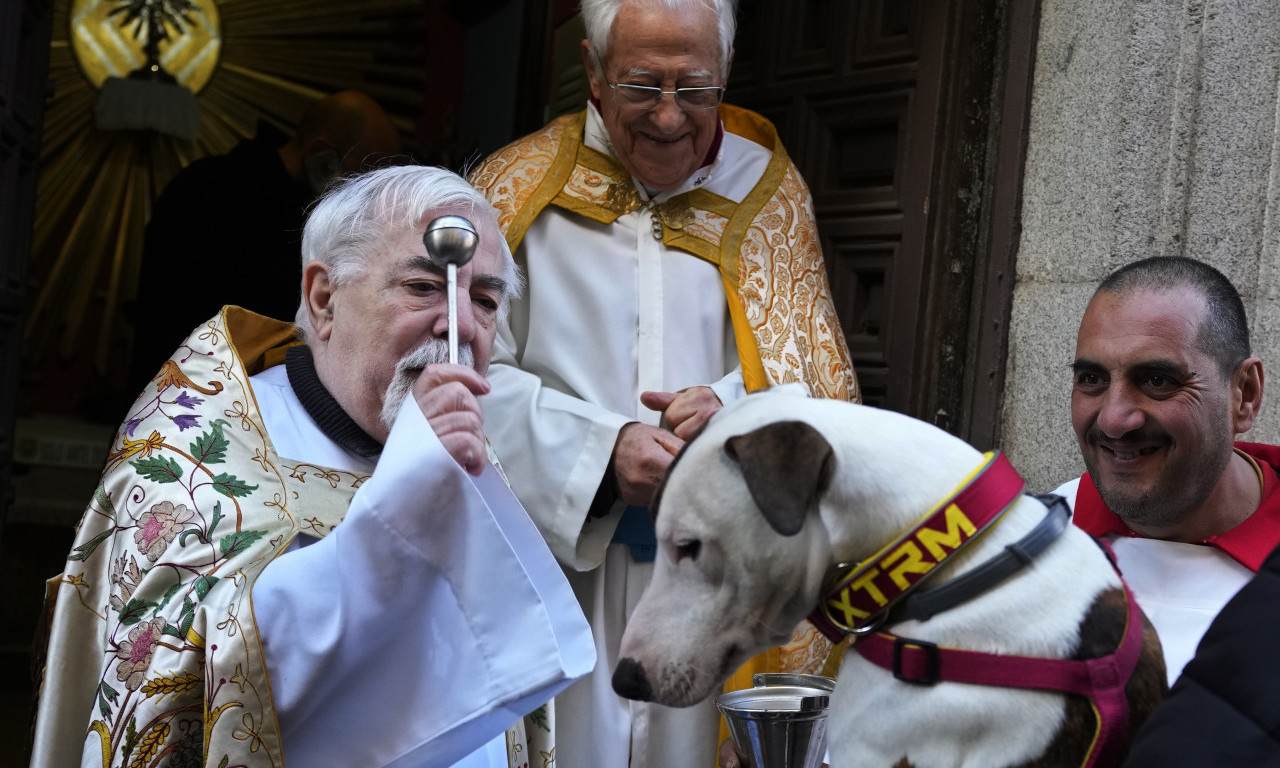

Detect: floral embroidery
[108, 554, 143, 610]
[134, 501, 195, 561]
[115, 618, 169, 691]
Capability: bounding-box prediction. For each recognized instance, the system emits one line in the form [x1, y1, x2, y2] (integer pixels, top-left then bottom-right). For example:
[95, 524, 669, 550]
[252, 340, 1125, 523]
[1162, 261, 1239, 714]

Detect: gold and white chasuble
[469, 104, 859, 768]
[30, 307, 593, 768]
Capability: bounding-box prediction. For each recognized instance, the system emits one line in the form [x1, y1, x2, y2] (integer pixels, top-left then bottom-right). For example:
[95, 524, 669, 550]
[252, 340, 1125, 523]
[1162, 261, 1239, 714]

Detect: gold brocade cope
[470, 105, 858, 402]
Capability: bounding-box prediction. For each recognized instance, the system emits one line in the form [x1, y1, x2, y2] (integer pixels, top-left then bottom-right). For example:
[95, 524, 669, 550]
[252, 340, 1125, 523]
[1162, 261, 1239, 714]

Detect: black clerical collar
[285, 345, 383, 458]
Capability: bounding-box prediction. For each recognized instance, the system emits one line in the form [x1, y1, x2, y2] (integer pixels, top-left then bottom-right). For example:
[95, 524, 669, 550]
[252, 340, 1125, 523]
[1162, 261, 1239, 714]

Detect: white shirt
[1053, 477, 1252, 685]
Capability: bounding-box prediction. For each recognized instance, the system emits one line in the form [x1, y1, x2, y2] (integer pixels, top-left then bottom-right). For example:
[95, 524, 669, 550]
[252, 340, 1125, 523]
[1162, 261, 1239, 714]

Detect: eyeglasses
[607, 81, 726, 111]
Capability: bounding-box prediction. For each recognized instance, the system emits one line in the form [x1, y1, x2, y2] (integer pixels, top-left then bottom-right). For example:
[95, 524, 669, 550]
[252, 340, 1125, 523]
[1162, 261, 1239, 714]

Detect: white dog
[613, 390, 1165, 768]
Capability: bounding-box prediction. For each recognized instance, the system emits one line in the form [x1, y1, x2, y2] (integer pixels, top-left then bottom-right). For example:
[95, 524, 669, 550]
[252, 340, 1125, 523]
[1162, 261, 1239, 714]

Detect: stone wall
[1003, 0, 1280, 491]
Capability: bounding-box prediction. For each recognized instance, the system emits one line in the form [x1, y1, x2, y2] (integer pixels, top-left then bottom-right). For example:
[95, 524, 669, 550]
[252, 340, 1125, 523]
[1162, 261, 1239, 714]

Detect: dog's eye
[675, 539, 701, 562]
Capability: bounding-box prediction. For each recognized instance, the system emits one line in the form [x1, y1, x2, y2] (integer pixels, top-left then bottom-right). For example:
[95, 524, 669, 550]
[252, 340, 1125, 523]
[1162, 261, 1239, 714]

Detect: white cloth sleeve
[253, 397, 595, 768]
[707, 366, 746, 410]
[481, 336, 633, 572]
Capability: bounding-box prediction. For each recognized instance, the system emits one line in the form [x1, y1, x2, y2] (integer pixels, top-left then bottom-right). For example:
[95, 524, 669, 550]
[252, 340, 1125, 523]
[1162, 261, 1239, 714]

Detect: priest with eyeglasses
[468, 1, 859, 766]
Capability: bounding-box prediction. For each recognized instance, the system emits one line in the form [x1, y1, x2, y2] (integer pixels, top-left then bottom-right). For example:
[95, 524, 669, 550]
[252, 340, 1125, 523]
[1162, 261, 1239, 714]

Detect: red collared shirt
[1072, 442, 1280, 572]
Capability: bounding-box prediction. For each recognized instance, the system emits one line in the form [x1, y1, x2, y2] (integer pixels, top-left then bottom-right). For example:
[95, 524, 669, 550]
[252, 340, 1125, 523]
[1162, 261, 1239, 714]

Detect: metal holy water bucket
[716, 673, 836, 768]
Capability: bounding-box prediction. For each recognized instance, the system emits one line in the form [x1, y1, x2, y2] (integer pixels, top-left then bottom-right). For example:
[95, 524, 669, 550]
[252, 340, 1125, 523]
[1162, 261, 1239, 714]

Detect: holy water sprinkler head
[422, 215, 478, 267]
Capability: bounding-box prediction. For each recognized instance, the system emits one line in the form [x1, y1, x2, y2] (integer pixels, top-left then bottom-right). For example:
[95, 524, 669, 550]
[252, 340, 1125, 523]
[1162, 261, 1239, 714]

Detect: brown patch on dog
[723, 421, 835, 535]
[890, 759, 915, 768]
[1011, 587, 1168, 767]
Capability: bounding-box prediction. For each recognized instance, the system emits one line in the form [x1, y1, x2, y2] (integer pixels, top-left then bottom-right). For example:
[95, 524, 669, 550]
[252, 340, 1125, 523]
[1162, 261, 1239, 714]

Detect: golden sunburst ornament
[25, 0, 423, 411]
[71, 0, 221, 92]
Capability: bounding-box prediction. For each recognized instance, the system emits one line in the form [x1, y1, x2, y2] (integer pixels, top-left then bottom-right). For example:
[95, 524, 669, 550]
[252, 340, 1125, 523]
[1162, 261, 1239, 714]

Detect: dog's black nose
[613, 657, 654, 701]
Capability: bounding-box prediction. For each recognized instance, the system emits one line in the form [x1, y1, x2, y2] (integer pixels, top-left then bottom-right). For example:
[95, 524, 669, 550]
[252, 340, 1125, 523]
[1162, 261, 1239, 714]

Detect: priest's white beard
[380, 338, 473, 432]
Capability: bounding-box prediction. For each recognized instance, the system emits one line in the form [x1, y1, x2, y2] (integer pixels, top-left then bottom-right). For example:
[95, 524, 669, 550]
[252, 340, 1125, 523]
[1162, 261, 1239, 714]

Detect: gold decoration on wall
[26, 0, 423, 391]
[70, 0, 222, 92]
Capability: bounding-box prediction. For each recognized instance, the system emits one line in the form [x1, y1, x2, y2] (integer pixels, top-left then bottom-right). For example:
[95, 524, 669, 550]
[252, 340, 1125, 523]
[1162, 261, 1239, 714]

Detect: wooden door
[724, 0, 1036, 449]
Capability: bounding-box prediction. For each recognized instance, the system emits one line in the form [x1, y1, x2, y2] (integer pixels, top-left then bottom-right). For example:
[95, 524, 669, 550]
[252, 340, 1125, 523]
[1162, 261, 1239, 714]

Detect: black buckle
[892, 637, 940, 685]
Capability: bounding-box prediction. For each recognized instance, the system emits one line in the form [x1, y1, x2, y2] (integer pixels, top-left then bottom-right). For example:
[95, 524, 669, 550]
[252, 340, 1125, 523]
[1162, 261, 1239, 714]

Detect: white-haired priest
[30, 165, 594, 768]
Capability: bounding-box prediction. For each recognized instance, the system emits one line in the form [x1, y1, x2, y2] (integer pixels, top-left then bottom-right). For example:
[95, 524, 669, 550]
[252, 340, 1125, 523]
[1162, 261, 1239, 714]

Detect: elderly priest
[29, 165, 594, 768]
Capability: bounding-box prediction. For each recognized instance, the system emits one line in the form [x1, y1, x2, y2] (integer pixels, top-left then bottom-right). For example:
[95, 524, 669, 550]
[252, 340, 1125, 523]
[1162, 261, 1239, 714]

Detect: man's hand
[413, 363, 491, 476]
[718, 738, 745, 768]
[611, 422, 684, 506]
[640, 386, 723, 441]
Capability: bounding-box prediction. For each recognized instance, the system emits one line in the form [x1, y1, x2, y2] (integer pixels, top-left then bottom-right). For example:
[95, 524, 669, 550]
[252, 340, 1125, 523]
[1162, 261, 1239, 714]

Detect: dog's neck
[816, 438, 998, 568]
[811, 450, 1038, 636]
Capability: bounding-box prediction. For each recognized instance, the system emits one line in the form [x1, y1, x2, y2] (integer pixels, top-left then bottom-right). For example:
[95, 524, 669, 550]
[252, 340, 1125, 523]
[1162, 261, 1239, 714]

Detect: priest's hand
[413, 363, 491, 476]
[611, 422, 684, 506]
[641, 386, 723, 441]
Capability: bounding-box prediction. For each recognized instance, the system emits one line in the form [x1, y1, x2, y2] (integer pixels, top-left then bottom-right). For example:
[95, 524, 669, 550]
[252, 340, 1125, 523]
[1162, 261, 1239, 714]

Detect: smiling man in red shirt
[1053, 256, 1279, 686]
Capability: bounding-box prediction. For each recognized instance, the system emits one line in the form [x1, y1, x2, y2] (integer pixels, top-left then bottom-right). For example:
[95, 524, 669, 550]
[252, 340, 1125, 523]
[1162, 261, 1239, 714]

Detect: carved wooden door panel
[724, 0, 1035, 450]
[728, 0, 948, 412]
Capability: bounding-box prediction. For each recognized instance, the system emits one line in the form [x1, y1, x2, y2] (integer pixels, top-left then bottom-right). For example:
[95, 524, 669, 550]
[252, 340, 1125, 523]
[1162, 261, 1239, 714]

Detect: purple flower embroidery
[115, 617, 168, 691]
[174, 391, 204, 409]
[173, 414, 200, 431]
[134, 501, 195, 562]
[125, 418, 142, 437]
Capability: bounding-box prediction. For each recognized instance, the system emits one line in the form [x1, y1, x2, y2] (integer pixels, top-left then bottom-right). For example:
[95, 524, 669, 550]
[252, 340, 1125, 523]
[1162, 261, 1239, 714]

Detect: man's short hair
[295, 165, 521, 339]
[1096, 256, 1250, 380]
[581, 0, 738, 78]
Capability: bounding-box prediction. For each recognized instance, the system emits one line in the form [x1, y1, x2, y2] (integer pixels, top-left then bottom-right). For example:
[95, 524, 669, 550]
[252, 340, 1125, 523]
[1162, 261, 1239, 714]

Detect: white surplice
[479, 104, 772, 768]
[1053, 477, 1252, 686]
[250, 364, 595, 767]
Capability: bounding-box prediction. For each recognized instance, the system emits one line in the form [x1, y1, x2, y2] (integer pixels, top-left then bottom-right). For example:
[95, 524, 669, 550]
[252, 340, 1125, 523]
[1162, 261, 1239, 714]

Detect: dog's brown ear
[723, 421, 834, 536]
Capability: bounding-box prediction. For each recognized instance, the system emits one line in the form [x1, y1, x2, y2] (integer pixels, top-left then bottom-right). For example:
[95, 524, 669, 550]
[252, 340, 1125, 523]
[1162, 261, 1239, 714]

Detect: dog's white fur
[616, 390, 1138, 768]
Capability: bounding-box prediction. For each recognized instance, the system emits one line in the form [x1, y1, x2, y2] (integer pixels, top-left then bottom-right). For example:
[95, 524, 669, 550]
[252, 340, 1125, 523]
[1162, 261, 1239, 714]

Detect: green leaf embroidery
[209, 501, 224, 536]
[154, 581, 183, 614]
[120, 717, 139, 763]
[177, 596, 195, 641]
[210, 472, 258, 498]
[527, 704, 550, 732]
[194, 575, 219, 600]
[191, 424, 229, 466]
[119, 597, 158, 626]
[68, 528, 114, 562]
[94, 484, 117, 518]
[177, 527, 208, 547]
[219, 530, 268, 559]
[132, 456, 183, 485]
[97, 682, 119, 718]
